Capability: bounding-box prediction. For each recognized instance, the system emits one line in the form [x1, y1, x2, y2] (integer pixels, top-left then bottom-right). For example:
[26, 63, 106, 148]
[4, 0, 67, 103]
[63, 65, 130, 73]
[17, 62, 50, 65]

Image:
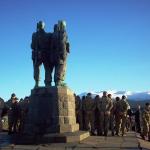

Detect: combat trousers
[110, 113, 115, 134]
[115, 113, 120, 135]
[84, 111, 95, 134]
[54, 62, 66, 85]
[135, 120, 141, 133]
[98, 112, 110, 135]
[76, 110, 83, 130]
[142, 122, 150, 138]
[116, 114, 127, 135]
[8, 116, 18, 133]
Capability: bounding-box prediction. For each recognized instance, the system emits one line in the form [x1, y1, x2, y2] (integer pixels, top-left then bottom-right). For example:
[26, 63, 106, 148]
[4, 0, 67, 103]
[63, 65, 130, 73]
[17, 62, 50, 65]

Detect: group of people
[0, 91, 150, 141]
[75, 92, 150, 141]
[0, 93, 29, 134]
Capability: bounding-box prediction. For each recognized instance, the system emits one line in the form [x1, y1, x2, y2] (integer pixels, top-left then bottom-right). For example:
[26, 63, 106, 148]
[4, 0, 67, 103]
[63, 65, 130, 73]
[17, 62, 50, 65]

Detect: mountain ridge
[79, 90, 150, 101]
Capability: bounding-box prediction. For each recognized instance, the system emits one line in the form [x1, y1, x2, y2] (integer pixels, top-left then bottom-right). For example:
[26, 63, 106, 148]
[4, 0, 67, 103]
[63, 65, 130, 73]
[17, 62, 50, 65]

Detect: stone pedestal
[24, 86, 79, 134]
[23, 86, 89, 143]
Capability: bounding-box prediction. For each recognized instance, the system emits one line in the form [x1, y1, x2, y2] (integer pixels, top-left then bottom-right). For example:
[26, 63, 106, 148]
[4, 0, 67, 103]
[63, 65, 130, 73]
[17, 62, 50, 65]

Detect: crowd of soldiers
[0, 91, 150, 141]
[75, 91, 150, 141]
[0, 93, 29, 134]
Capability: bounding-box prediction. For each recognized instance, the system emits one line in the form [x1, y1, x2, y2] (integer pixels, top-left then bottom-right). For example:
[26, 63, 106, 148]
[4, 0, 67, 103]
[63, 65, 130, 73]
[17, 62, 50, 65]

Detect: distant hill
[79, 90, 150, 101]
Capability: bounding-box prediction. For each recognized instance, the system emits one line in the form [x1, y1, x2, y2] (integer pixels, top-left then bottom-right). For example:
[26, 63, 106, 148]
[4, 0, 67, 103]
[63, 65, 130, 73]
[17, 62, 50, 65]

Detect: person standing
[94, 95, 101, 135]
[109, 94, 115, 136]
[0, 97, 5, 132]
[82, 93, 96, 135]
[134, 105, 141, 133]
[114, 97, 121, 136]
[141, 103, 150, 141]
[118, 95, 129, 136]
[98, 91, 113, 136]
[75, 95, 83, 130]
[8, 97, 21, 134]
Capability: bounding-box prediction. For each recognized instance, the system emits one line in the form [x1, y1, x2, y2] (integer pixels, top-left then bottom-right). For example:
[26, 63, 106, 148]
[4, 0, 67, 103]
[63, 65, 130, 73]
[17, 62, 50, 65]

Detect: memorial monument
[22, 20, 89, 143]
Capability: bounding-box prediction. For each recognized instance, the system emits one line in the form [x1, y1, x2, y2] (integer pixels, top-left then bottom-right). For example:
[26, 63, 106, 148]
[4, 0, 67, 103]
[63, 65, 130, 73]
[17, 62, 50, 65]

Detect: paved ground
[136, 133, 150, 150]
[0, 131, 148, 150]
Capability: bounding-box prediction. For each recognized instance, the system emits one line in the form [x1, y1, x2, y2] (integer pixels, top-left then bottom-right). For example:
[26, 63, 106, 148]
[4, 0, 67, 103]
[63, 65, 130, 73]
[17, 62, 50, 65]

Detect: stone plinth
[24, 86, 79, 135]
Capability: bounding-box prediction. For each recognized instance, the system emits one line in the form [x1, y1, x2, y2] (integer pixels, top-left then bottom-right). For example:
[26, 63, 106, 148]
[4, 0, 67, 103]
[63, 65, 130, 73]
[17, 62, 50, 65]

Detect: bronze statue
[52, 21, 70, 86]
[31, 20, 70, 88]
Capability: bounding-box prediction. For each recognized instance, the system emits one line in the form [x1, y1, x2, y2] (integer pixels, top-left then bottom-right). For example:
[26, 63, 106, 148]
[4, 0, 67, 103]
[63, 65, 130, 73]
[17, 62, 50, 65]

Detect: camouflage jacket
[82, 97, 95, 112]
[142, 108, 150, 124]
[118, 99, 129, 114]
[113, 101, 121, 114]
[98, 96, 113, 112]
[75, 97, 82, 112]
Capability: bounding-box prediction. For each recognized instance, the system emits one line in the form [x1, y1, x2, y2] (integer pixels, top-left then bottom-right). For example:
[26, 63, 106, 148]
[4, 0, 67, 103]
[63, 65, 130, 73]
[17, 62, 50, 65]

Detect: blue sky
[0, 0, 150, 100]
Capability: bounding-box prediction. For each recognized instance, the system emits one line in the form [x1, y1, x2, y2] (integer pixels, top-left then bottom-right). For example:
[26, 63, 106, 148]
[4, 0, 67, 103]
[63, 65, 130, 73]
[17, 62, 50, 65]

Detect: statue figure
[52, 20, 70, 86]
[31, 21, 51, 88]
[31, 20, 70, 87]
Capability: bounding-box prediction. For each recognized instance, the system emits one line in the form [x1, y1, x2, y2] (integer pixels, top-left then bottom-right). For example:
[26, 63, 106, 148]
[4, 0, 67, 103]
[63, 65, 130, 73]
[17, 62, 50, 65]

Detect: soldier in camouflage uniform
[75, 95, 83, 130]
[94, 95, 101, 135]
[108, 94, 115, 136]
[6, 93, 16, 134]
[81, 96, 86, 130]
[98, 91, 113, 136]
[117, 95, 129, 136]
[82, 93, 96, 135]
[52, 20, 70, 86]
[141, 103, 150, 141]
[31, 21, 51, 87]
[8, 97, 21, 134]
[0, 97, 5, 132]
[113, 97, 121, 136]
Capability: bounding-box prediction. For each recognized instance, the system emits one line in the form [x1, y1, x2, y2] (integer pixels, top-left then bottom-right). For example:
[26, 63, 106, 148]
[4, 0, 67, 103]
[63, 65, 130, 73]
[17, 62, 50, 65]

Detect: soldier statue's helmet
[58, 20, 66, 31]
[37, 21, 45, 30]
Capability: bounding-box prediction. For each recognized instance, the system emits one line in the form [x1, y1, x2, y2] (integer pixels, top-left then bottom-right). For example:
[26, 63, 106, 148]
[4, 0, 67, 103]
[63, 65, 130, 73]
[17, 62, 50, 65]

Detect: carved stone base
[24, 86, 79, 135]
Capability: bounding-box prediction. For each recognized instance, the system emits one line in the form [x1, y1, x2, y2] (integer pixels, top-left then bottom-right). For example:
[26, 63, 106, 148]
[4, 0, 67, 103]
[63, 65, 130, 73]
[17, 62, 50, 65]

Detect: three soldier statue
[31, 20, 70, 88]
